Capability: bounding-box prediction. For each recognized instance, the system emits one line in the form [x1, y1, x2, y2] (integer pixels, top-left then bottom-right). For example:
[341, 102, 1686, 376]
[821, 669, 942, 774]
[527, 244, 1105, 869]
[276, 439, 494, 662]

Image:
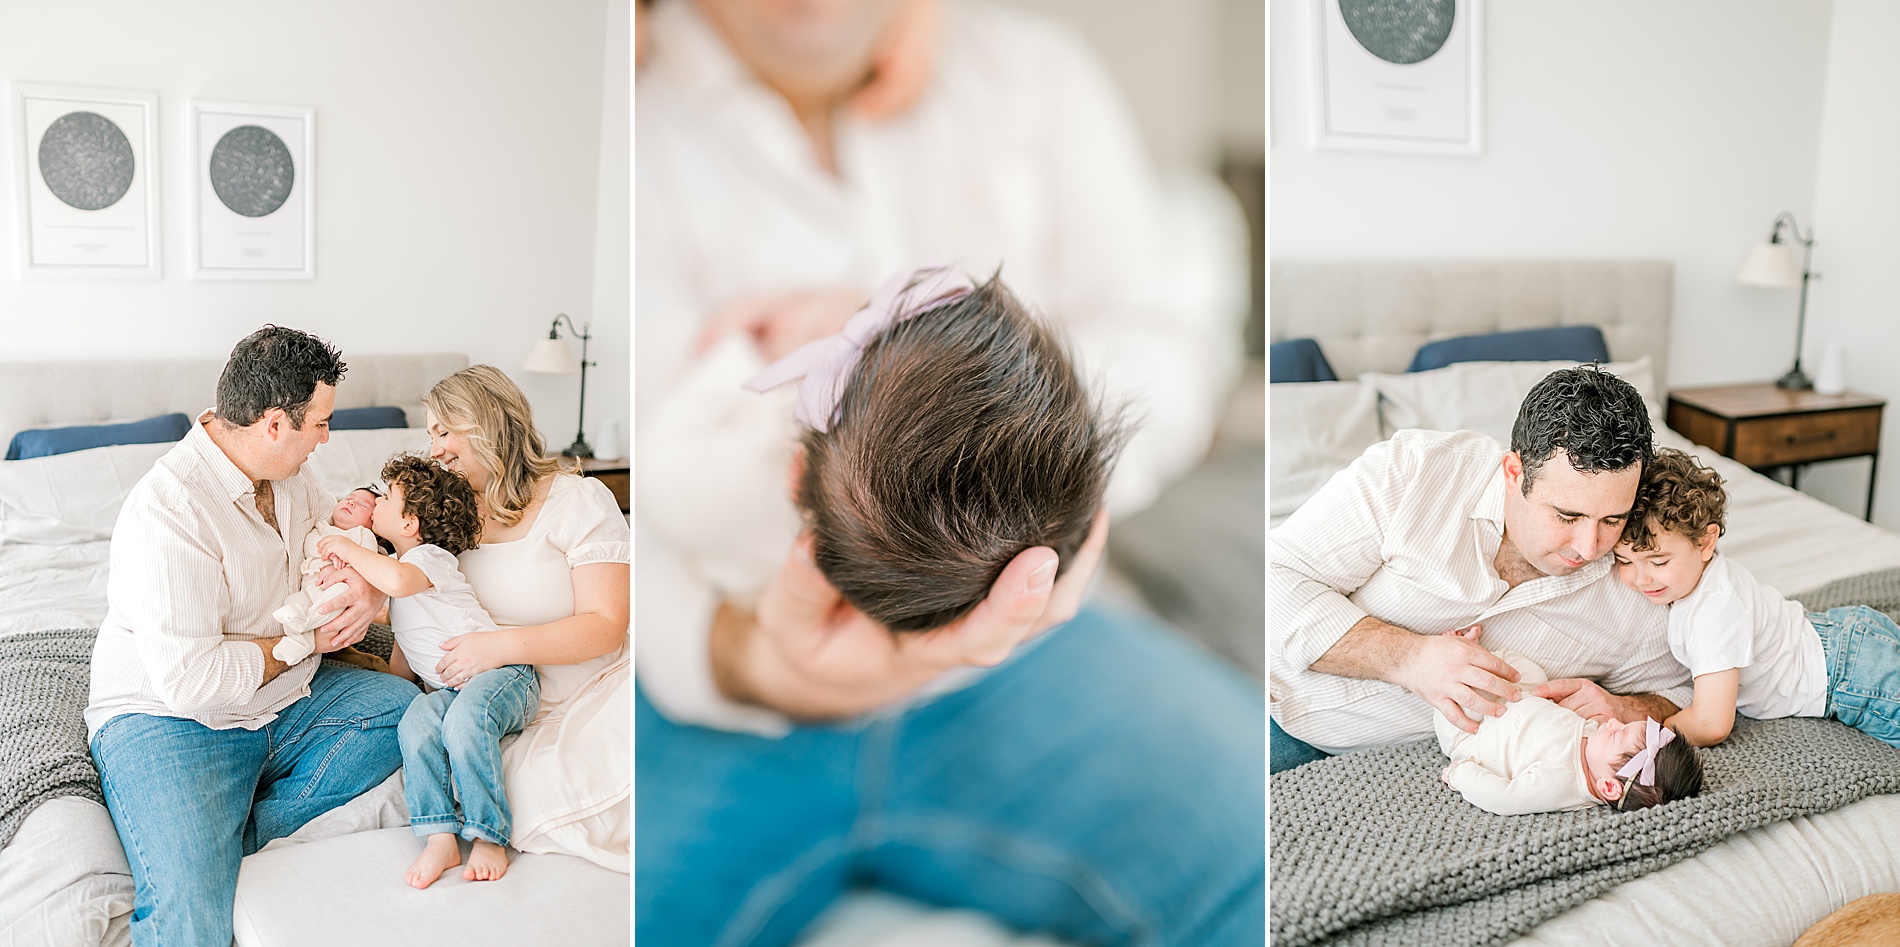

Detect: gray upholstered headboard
[0, 353, 470, 449]
[1268, 260, 1673, 387]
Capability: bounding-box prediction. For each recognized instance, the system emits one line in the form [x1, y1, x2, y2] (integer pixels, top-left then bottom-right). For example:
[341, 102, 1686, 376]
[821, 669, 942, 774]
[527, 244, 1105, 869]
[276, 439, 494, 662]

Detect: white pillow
[1366, 357, 1661, 443]
[304, 428, 432, 498]
[0, 429, 431, 546]
[1270, 380, 1382, 518]
[0, 441, 174, 544]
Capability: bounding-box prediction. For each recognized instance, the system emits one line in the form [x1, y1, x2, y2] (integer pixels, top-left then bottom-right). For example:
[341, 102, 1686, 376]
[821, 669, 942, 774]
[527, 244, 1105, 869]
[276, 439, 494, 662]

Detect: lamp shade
[1737, 241, 1803, 289]
[523, 338, 579, 374]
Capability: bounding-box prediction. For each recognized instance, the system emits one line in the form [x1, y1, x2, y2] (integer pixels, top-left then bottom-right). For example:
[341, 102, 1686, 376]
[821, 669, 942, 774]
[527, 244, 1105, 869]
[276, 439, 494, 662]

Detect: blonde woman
[418, 364, 630, 874]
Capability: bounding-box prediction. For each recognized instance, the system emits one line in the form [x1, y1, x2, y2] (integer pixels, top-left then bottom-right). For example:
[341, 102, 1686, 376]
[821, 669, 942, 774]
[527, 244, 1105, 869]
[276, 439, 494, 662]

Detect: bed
[0, 355, 626, 947]
[1269, 260, 1900, 946]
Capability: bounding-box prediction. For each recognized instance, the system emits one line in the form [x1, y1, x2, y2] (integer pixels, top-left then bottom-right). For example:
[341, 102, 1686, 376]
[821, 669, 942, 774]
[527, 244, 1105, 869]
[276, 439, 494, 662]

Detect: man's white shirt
[86, 415, 329, 739]
[1270, 429, 1693, 754]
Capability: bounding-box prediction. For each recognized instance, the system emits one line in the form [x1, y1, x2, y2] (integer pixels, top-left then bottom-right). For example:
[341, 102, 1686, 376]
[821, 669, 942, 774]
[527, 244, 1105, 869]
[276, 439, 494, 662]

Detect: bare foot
[463, 839, 510, 882]
[405, 834, 462, 889]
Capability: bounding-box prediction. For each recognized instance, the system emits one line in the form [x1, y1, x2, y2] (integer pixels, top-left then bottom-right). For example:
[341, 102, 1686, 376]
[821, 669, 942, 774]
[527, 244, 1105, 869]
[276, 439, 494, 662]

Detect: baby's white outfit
[1434, 651, 1603, 816]
[272, 522, 378, 663]
[389, 544, 500, 690]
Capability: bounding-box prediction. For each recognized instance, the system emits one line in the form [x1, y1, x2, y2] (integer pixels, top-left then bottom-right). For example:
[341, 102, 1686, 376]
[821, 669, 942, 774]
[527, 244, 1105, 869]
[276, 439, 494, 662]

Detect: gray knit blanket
[0, 623, 398, 852]
[1271, 717, 1900, 946]
[0, 628, 103, 850]
[1270, 570, 1900, 947]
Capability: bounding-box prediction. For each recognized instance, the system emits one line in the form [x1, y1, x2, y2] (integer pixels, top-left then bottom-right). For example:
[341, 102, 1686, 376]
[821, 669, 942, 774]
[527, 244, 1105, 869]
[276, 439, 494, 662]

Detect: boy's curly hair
[1623, 447, 1727, 551]
[380, 454, 483, 556]
[1613, 736, 1705, 811]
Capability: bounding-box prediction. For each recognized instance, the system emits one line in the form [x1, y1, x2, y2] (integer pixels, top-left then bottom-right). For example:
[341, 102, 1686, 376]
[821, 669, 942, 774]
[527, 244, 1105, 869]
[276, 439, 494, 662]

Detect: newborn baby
[272, 487, 381, 663]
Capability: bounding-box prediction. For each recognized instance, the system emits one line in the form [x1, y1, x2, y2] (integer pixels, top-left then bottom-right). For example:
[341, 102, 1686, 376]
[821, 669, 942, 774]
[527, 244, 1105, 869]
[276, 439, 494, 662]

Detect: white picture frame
[190, 100, 314, 279]
[11, 83, 162, 278]
[1312, 0, 1483, 156]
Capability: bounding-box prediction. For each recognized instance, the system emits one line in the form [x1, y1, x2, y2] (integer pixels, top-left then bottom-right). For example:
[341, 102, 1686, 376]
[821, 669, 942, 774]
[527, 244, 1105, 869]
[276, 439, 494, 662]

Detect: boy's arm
[1666, 669, 1740, 747]
[315, 536, 432, 598]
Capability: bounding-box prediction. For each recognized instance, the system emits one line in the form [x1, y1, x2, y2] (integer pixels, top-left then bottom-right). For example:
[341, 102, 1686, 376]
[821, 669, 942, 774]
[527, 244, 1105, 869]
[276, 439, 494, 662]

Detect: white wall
[1271, 0, 1835, 391]
[1800, 0, 1900, 524]
[0, 0, 628, 449]
[590, 0, 632, 458]
[1001, 0, 1264, 170]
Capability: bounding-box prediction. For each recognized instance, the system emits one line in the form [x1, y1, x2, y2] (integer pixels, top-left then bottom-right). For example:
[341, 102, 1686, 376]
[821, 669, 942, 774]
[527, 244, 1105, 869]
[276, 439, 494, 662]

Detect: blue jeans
[635, 606, 1265, 947]
[90, 662, 416, 947]
[1270, 717, 1332, 774]
[1810, 606, 1900, 747]
[399, 664, 541, 846]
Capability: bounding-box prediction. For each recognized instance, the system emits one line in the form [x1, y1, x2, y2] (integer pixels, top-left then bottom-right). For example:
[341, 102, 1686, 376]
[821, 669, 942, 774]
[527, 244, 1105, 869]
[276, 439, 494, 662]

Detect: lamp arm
[1770, 211, 1815, 249]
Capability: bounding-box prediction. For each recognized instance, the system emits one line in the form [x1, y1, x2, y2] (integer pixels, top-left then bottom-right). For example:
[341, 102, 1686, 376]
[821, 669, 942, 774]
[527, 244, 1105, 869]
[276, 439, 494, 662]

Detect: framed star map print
[190, 101, 314, 279]
[1313, 0, 1483, 156]
[12, 83, 162, 278]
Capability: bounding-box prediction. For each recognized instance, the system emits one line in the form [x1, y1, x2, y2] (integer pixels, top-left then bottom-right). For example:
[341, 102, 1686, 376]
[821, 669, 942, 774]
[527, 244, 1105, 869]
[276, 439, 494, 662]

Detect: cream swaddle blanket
[272, 522, 378, 663]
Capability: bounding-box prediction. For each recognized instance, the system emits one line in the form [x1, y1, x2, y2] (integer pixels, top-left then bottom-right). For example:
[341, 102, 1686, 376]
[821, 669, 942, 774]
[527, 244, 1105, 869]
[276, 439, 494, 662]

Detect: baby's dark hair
[796, 274, 1127, 632]
[1613, 735, 1705, 811]
[1622, 447, 1727, 552]
[379, 454, 484, 556]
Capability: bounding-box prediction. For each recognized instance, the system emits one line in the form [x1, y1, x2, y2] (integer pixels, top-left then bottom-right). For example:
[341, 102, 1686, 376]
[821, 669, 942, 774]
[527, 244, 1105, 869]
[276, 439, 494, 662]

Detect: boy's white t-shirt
[1666, 552, 1828, 719]
[387, 544, 500, 691]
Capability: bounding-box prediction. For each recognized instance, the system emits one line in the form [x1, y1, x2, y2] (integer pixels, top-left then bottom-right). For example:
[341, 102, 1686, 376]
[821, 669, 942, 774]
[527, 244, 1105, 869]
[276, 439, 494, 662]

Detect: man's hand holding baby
[312, 561, 383, 653]
[714, 510, 1110, 720]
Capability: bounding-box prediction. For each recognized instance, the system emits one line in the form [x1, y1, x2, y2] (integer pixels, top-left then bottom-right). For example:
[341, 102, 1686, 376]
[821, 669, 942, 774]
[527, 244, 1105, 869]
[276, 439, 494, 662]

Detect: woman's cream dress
[458, 474, 630, 871]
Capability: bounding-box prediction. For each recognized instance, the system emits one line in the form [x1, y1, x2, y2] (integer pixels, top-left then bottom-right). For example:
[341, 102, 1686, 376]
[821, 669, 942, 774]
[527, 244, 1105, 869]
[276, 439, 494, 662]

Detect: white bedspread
[0, 543, 111, 639]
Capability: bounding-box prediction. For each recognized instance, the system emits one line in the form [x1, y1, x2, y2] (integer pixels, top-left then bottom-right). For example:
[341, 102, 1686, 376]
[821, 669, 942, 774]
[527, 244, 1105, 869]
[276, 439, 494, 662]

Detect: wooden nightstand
[1665, 384, 1886, 520]
[578, 457, 629, 513]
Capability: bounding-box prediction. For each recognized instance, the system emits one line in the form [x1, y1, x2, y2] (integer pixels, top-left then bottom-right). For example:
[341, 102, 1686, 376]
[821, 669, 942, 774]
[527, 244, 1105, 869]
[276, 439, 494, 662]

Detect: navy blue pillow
[329, 406, 408, 431]
[1269, 338, 1339, 384]
[5, 412, 192, 461]
[1406, 326, 1611, 373]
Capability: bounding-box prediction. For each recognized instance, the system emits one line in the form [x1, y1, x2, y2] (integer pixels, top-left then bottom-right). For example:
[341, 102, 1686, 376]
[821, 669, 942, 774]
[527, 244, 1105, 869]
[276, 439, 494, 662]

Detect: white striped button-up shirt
[1270, 429, 1692, 754]
[85, 415, 328, 738]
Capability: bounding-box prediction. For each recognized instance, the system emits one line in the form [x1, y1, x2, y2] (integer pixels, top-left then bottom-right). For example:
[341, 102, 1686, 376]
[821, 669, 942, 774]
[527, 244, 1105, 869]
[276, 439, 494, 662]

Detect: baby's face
[333, 489, 377, 529]
[1583, 717, 1650, 791]
[1611, 522, 1716, 607]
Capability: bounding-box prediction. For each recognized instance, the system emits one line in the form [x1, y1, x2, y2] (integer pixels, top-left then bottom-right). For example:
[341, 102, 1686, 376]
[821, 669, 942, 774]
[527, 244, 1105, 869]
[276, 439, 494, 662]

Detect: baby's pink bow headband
[744, 265, 977, 432]
[1614, 718, 1677, 787]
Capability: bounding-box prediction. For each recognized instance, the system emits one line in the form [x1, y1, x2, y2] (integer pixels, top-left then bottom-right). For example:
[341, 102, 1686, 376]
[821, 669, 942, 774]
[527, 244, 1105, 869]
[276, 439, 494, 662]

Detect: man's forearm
[252, 638, 291, 684]
[1616, 692, 1680, 724]
[1307, 614, 1420, 684]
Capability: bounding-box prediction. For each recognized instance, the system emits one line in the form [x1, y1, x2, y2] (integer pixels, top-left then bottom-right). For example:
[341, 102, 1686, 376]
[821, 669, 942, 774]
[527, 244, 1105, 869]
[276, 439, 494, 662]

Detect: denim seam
[714, 836, 852, 947]
[849, 716, 900, 851]
[411, 817, 462, 837]
[459, 820, 509, 846]
[877, 815, 1151, 944]
[96, 750, 167, 947]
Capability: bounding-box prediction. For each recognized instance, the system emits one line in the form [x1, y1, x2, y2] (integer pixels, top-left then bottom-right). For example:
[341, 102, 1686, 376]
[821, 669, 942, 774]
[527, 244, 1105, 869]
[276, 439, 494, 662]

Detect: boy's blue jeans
[399, 664, 541, 845]
[1810, 606, 1900, 747]
[90, 662, 417, 947]
[635, 606, 1266, 947]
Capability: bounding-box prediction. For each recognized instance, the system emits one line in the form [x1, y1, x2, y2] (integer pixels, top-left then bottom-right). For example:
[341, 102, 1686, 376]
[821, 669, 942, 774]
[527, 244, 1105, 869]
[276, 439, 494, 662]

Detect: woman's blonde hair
[423, 365, 570, 527]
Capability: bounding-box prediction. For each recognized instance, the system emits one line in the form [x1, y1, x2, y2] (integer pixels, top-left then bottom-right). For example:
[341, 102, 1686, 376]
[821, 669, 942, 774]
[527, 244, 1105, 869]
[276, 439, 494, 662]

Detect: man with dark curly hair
[1271, 366, 1694, 771]
[86, 326, 422, 945]
[315, 453, 538, 889]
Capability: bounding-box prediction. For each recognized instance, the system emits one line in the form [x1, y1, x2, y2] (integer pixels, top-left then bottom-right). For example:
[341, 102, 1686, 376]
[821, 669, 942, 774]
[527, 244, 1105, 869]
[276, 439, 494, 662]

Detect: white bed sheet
[1510, 793, 1900, 946]
[0, 542, 112, 639]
